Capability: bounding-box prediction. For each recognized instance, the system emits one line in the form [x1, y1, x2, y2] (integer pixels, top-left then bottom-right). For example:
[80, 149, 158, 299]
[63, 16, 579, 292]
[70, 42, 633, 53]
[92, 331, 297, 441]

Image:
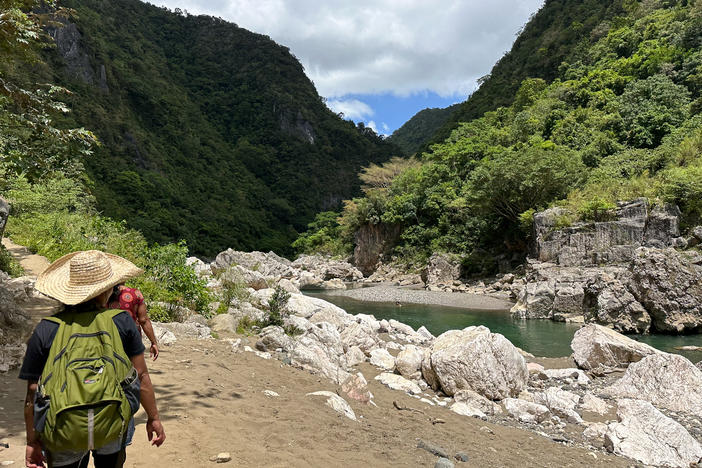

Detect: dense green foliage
[34, 0, 401, 256]
[305, 0, 702, 275]
[0, 1, 211, 319]
[388, 104, 461, 155]
[420, 0, 628, 154]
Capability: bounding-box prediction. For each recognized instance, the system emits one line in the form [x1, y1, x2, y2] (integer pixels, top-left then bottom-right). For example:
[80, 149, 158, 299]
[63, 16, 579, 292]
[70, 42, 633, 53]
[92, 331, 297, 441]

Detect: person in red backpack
[108, 285, 160, 360]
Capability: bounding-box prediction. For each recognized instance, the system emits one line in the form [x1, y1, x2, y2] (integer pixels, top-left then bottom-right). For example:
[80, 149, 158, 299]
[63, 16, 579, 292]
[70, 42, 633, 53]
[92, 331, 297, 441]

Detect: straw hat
[36, 250, 143, 305]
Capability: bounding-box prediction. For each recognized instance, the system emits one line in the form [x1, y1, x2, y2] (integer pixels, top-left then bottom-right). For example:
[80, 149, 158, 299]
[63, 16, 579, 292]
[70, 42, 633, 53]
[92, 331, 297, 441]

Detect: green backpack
[35, 309, 135, 452]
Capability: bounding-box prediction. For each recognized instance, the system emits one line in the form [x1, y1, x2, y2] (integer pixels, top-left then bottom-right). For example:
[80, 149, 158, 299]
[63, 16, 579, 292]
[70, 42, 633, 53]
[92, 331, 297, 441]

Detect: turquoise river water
[306, 292, 702, 362]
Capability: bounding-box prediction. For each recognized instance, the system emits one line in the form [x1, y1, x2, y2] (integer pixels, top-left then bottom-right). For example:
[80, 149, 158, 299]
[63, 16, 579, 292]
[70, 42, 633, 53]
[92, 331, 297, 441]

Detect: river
[305, 291, 702, 362]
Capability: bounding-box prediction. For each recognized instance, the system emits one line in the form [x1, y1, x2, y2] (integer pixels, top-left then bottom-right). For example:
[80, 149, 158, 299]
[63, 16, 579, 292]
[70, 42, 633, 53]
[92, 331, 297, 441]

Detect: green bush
[265, 286, 290, 327]
[0, 245, 24, 277]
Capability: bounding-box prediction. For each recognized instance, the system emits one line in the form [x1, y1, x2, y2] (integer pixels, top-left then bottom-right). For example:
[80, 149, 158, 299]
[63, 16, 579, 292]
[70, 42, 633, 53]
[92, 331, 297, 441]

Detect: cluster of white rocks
[187, 250, 364, 292]
[155, 264, 702, 468]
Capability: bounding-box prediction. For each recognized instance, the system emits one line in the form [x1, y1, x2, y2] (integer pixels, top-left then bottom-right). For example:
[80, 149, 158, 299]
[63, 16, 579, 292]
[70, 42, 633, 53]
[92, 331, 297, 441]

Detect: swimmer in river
[395, 300, 402, 307]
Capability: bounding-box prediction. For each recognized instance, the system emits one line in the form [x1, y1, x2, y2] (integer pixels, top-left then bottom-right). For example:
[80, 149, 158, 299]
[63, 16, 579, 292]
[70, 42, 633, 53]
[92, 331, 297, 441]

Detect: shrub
[0, 245, 24, 277]
[265, 286, 290, 327]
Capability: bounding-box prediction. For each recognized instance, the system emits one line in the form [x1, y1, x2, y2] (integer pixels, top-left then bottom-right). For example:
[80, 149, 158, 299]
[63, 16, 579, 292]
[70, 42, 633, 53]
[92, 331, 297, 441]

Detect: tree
[0, 0, 95, 181]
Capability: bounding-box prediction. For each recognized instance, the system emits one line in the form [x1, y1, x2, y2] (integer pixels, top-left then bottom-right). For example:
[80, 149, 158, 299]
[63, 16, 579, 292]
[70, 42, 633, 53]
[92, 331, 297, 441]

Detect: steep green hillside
[387, 103, 461, 155]
[300, 0, 702, 274]
[420, 0, 626, 153]
[40, 0, 401, 256]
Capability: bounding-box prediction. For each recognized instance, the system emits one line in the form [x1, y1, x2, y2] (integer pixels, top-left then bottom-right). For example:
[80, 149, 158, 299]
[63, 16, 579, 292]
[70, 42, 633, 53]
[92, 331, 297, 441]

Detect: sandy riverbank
[0, 338, 629, 468]
[326, 284, 515, 311]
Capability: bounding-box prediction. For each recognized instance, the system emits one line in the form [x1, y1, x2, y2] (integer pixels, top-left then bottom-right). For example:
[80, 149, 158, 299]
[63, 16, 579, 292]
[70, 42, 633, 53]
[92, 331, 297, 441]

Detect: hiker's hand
[147, 418, 166, 447]
[150, 343, 159, 361]
[25, 441, 46, 467]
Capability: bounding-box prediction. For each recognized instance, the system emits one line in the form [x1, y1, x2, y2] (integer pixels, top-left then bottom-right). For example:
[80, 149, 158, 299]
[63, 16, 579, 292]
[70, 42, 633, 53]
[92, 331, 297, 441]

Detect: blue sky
[153, 0, 544, 136]
[327, 92, 464, 135]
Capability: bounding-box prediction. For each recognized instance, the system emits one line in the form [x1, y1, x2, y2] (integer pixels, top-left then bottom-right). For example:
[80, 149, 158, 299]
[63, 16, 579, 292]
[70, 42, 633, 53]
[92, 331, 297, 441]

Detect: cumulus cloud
[326, 98, 374, 120]
[153, 0, 543, 98]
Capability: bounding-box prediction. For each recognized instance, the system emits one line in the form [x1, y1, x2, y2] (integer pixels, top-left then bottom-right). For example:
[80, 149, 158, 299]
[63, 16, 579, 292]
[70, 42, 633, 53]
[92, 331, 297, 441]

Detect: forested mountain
[387, 103, 461, 155]
[298, 0, 702, 275]
[34, 0, 401, 256]
[417, 0, 627, 154]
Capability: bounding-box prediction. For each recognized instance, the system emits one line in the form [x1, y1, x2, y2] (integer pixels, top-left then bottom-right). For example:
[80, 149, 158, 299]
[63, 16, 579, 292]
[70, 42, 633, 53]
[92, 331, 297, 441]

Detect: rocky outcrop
[424, 326, 528, 399]
[604, 353, 702, 414]
[352, 223, 401, 276]
[514, 200, 702, 334]
[422, 253, 461, 289]
[533, 199, 679, 267]
[604, 399, 702, 468]
[212, 249, 293, 277]
[0, 273, 35, 372]
[291, 255, 363, 282]
[628, 247, 702, 333]
[570, 324, 659, 372]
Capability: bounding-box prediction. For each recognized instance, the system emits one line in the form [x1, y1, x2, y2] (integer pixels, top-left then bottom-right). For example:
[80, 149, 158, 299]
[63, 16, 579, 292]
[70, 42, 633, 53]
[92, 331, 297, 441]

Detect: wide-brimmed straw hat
[36, 250, 143, 305]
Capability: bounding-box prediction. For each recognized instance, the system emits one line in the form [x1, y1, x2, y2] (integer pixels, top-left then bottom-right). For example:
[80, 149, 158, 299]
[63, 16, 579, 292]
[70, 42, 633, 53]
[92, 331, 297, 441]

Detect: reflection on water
[306, 292, 702, 361]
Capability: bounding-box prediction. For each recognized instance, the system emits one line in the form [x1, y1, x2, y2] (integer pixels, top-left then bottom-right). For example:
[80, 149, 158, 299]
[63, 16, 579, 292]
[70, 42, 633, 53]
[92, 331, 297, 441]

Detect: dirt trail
[1, 337, 631, 468]
[2, 238, 49, 277]
[0, 241, 632, 467]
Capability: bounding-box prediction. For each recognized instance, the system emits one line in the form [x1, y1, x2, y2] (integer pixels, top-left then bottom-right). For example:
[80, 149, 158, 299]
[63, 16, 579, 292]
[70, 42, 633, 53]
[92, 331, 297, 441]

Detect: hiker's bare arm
[24, 380, 46, 467]
[137, 303, 159, 360]
[131, 353, 166, 446]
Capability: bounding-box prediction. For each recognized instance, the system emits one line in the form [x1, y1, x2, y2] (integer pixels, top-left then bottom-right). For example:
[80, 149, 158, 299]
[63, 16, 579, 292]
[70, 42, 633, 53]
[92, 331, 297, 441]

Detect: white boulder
[570, 324, 659, 372]
[307, 391, 357, 421]
[424, 326, 528, 399]
[374, 373, 422, 395]
[604, 399, 702, 467]
[604, 353, 702, 414]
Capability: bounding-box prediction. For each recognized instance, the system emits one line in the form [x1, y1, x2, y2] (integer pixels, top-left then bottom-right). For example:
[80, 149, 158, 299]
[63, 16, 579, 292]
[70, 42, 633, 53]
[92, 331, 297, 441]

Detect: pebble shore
[327, 284, 515, 310]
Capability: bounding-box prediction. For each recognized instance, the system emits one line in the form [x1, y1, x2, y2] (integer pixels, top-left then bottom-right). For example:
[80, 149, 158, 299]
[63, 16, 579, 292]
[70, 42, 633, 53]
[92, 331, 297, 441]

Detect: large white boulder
[604, 353, 702, 414]
[395, 344, 424, 379]
[570, 323, 659, 372]
[604, 399, 702, 468]
[423, 326, 528, 399]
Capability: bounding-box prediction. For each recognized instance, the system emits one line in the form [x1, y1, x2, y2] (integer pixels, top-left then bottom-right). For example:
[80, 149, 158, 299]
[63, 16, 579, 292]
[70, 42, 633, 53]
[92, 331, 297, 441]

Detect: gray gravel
[327, 285, 514, 311]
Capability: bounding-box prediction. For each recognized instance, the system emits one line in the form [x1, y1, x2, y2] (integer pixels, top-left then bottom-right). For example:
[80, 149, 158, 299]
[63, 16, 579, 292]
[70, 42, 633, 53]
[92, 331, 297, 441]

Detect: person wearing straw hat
[19, 250, 166, 468]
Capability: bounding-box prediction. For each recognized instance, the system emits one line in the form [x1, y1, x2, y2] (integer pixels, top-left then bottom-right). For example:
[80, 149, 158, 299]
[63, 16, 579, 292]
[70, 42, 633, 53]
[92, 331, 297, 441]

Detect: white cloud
[152, 0, 544, 98]
[326, 98, 374, 120]
[366, 120, 378, 133]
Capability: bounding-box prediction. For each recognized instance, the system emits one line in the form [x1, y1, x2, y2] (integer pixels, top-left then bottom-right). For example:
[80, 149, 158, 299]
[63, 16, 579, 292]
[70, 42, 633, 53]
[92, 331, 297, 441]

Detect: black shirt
[18, 310, 145, 381]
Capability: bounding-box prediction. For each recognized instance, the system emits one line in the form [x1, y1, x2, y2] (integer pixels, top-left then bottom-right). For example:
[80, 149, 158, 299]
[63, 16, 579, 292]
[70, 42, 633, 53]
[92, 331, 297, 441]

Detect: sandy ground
[331, 285, 514, 310]
[1, 337, 633, 468]
[0, 240, 632, 467]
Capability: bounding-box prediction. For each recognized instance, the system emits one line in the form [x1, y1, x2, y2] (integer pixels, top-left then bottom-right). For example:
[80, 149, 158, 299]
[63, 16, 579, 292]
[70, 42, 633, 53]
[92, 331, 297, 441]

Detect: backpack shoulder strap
[42, 316, 63, 325]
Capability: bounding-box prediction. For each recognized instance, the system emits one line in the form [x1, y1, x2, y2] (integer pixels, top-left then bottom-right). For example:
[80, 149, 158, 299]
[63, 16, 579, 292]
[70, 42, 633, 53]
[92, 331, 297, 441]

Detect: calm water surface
[306, 292, 702, 361]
